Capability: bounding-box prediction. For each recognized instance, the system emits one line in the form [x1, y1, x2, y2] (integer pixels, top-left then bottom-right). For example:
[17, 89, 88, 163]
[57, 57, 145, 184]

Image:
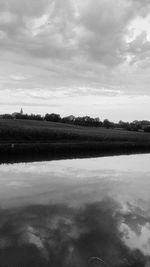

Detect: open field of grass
[0, 119, 150, 162]
[0, 119, 150, 142]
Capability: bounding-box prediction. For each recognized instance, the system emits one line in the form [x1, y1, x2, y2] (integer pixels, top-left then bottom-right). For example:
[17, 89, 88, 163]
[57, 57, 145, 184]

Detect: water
[0, 154, 150, 266]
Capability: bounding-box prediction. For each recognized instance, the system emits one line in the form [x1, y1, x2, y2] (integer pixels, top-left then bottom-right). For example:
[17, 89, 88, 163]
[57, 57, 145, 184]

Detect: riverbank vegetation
[0, 118, 150, 163]
[0, 119, 150, 161]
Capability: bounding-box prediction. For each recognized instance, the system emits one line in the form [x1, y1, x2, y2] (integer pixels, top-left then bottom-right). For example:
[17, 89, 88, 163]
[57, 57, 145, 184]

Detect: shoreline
[0, 141, 150, 164]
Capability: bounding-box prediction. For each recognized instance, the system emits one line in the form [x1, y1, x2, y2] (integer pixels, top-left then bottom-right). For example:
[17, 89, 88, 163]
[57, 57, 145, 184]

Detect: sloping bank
[0, 141, 150, 163]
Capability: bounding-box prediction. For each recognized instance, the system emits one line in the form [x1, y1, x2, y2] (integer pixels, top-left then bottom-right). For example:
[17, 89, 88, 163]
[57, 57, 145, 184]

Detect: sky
[1, 0, 150, 121]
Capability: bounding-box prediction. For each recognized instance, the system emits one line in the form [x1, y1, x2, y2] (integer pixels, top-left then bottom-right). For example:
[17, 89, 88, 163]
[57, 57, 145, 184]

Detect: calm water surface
[0, 154, 150, 267]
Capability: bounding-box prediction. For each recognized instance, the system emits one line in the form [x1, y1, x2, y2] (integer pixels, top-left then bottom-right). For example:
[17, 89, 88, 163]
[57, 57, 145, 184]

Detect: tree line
[1, 112, 150, 132]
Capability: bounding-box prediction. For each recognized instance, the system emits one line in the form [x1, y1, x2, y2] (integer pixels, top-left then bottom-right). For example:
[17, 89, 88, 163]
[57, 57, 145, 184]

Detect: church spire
[20, 108, 23, 115]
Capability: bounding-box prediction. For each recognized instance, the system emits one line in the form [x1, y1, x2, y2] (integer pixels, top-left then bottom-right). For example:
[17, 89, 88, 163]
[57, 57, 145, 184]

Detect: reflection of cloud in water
[120, 222, 150, 256]
[0, 199, 149, 267]
[1, 155, 150, 265]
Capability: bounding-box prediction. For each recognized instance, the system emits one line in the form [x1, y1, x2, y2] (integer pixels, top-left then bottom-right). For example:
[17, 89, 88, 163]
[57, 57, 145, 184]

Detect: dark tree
[44, 113, 61, 122]
[103, 119, 114, 129]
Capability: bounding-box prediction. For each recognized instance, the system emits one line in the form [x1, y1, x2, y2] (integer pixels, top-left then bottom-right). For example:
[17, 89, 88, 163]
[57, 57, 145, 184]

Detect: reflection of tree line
[2, 112, 150, 131]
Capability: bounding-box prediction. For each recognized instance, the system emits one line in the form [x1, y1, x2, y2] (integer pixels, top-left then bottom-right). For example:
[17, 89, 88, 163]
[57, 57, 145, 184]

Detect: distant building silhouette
[12, 108, 23, 118]
[65, 115, 75, 121]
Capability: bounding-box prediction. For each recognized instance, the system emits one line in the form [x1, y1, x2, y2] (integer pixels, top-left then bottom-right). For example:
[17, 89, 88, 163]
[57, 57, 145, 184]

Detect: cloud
[1, 0, 150, 119]
[10, 75, 28, 81]
[1, 0, 150, 65]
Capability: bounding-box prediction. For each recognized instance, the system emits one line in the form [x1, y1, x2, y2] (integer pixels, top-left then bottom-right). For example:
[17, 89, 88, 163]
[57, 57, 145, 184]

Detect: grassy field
[0, 119, 150, 142]
[0, 119, 150, 161]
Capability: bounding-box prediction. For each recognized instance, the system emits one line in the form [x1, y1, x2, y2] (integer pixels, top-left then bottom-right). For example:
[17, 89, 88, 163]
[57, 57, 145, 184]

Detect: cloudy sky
[1, 0, 150, 121]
